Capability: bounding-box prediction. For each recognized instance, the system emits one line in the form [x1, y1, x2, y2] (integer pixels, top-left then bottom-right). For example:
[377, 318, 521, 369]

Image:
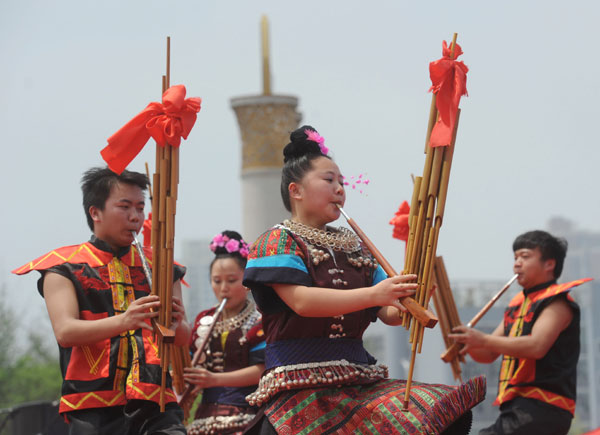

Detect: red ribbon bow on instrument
[389, 200, 411, 242]
[428, 41, 468, 148]
[101, 85, 202, 174]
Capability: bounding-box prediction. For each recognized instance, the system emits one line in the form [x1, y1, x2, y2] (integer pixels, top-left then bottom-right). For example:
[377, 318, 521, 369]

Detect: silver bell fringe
[187, 412, 256, 435]
[246, 359, 389, 406]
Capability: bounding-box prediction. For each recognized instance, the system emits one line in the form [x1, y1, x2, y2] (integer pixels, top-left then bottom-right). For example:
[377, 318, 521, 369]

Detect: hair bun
[209, 230, 250, 258]
[283, 125, 324, 163]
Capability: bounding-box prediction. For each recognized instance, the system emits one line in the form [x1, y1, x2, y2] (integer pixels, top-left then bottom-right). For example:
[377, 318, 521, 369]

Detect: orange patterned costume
[13, 236, 185, 416]
[494, 278, 591, 415]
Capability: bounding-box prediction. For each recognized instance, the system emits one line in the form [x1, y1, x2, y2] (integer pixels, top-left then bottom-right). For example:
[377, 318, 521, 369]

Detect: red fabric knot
[389, 200, 411, 242]
[428, 41, 468, 148]
[101, 84, 202, 174]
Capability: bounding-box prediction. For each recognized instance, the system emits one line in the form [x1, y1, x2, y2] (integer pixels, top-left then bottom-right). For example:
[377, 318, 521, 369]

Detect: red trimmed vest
[494, 278, 592, 415]
[13, 237, 184, 415]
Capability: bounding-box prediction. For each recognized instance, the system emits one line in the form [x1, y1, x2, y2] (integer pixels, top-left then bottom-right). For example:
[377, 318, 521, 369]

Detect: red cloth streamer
[428, 41, 468, 148]
[389, 201, 410, 242]
[101, 85, 202, 174]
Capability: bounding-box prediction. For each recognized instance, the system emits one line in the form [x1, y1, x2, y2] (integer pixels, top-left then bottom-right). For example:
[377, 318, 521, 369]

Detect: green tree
[0, 287, 61, 409]
[0, 285, 18, 408]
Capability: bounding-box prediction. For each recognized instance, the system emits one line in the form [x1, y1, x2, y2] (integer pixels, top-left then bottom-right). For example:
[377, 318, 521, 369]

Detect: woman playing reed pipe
[184, 231, 265, 435]
[242, 126, 485, 434]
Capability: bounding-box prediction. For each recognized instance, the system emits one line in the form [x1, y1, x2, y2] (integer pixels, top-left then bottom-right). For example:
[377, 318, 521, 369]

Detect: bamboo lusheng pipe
[434, 258, 462, 351]
[131, 231, 176, 343]
[432, 257, 463, 382]
[402, 176, 423, 326]
[407, 40, 459, 334]
[171, 345, 192, 396]
[336, 205, 438, 329]
[148, 36, 184, 411]
[402, 109, 439, 411]
[414, 108, 461, 355]
[145, 162, 153, 204]
[441, 274, 518, 363]
[144, 175, 187, 401]
[179, 298, 228, 418]
[404, 120, 446, 341]
[402, 33, 460, 411]
[145, 160, 189, 398]
[171, 347, 185, 396]
[402, 99, 439, 335]
[404, 102, 460, 411]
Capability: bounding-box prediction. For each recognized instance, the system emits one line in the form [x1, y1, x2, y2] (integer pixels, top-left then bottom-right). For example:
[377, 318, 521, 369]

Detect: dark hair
[209, 230, 248, 272]
[513, 230, 568, 278]
[81, 167, 148, 231]
[280, 125, 331, 211]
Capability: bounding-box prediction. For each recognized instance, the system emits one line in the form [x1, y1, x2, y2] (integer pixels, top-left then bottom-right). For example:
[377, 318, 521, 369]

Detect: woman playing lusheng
[242, 126, 485, 434]
[183, 231, 265, 435]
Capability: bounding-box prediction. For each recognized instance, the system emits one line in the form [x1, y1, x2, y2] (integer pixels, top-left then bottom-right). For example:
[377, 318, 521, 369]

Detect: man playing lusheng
[449, 230, 591, 435]
[13, 167, 191, 435]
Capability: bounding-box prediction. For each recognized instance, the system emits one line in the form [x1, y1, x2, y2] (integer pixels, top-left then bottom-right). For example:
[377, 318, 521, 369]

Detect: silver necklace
[213, 301, 260, 340]
[282, 219, 361, 254]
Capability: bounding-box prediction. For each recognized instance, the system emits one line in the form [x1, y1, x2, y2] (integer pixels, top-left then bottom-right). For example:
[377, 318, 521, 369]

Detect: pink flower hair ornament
[211, 233, 226, 248]
[305, 129, 329, 156]
[225, 239, 240, 253]
[210, 233, 250, 258]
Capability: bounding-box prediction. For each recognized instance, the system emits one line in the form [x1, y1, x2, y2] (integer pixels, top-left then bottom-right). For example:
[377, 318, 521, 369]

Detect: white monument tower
[230, 16, 301, 243]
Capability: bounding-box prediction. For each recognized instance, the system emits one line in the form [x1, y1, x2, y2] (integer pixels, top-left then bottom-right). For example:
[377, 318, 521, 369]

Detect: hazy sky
[2, 1, 599, 334]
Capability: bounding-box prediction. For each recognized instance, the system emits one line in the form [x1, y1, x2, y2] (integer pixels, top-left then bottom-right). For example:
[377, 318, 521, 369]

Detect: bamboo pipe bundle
[145, 162, 153, 205]
[149, 36, 182, 412]
[143, 157, 191, 403]
[401, 33, 462, 410]
[403, 176, 422, 329]
[431, 256, 463, 382]
[414, 109, 460, 354]
[170, 346, 189, 396]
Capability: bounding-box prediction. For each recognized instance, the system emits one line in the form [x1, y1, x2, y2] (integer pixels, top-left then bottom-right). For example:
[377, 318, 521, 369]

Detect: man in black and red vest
[13, 167, 191, 435]
[449, 230, 591, 435]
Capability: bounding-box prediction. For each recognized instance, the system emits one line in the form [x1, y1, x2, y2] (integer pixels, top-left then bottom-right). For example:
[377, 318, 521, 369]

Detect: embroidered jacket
[190, 302, 265, 408]
[13, 236, 185, 414]
[494, 278, 592, 415]
[243, 225, 386, 347]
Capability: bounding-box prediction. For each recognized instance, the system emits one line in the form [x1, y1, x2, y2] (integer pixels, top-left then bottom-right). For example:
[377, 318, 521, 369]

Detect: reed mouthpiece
[336, 204, 350, 220]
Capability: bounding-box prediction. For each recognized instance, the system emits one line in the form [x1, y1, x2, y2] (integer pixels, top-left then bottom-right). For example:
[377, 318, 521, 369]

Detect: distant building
[547, 217, 600, 430]
[230, 17, 301, 244]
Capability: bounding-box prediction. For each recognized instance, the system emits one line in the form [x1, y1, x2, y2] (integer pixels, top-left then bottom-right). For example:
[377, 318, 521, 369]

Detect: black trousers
[66, 400, 186, 435]
[479, 397, 572, 435]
